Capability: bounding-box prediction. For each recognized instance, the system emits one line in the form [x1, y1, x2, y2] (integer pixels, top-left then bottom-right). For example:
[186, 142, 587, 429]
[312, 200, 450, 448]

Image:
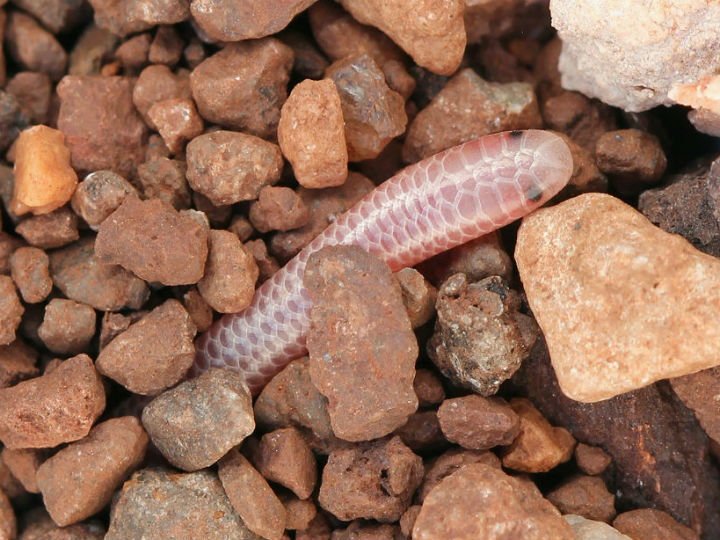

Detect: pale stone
[564, 515, 631, 540]
[516, 193, 720, 402]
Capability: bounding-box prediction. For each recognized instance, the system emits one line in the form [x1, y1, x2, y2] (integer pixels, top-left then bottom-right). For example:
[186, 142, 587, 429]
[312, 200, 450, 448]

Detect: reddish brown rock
[400, 505, 421, 538]
[552, 132, 608, 200]
[5, 11, 66, 80]
[148, 25, 183, 66]
[296, 514, 331, 540]
[413, 463, 574, 540]
[197, 230, 258, 313]
[15, 207, 79, 249]
[182, 37, 205, 69]
[49, 236, 150, 311]
[137, 157, 191, 210]
[404, 69, 542, 162]
[0, 276, 23, 345]
[96, 196, 209, 285]
[115, 33, 151, 72]
[229, 215, 254, 242]
[0, 340, 38, 389]
[71, 171, 138, 229]
[394, 410, 446, 453]
[36, 417, 148, 526]
[541, 91, 616, 152]
[17, 508, 106, 539]
[191, 191, 232, 227]
[0, 91, 30, 154]
[278, 78, 348, 188]
[182, 287, 213, 333]
[278, 29, 329, 80]
[190, 38, 293, 138]
[9, 247, 51, 303]
[132, 65, 192, 127]
[249, 186, 310, 233]
[413, 368, 445, 408]
[0, 457, 26, 500]
[218, 448, 286, 540]
[575, 443, 612, 476]
[437, 395, 520, 450]
[547, 475, 616, 523]
[282, 494, 316, 530]
[613, 509, 699, 540]
[37, 299, 95, 355]
[186, 130, 283, 206]
[416, 448, 501, 503]
[0, 233, 23, 276]
[97, 299, 196, 395]
[98, 311, 145, 350]
[11, 0, 85, 34]
[245, 239, 280, 284]
[67, 24, 118, 77]
[1, 447, 42, 493]
[106, 469, 254, 539]
[6, 72, 52, 124]
[394, 268, 437, 329]
[0, 354, 105, 449]
[0, 489, 15, 540]
[305, 245, 418, 441]
[256, 427, 317, 500]
[333, 521, 403, 539]
[670, 368, 720, 443]
[595, 129, 667, 195]
[148, 98, 204, 155]
[326, 54, 406, 161]
[88, 0, 189, 36]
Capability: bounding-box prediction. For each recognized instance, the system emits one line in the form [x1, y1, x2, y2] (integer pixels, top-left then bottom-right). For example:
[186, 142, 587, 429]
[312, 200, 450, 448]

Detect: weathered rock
[0, 489, 15, 540]
[88, 0, 189, 36]
[0, 340, 38, 389]
[595, 129, 667, 195]
[5, 11, 67, 81]
[613, 509, 699, 540]
[281, 494, 316, 530]
[132, 64, 192, 127]
[67, 24, 118, 76]
[670, 368, 720, 443]
[37, 299, 96, 355]
[546, 475, 616, 523]
[394, 268, 437, 329]
[0, 276, 23, 345]
[148, 98, 204, 155]
[115, 33, 151, 72]
[9, 247, 51, 304]
[256, 427, 317, 499]
[249, 186, 310, 233]
[15, 508, 105, 540]
[551, 132, 608, 200]
[541, 91, 617, 152]
[437, 395, 520, 450]
[137, 157, 190, 210]
[0, 91, 30, 154]
[148, 25, 183, 66]
[11, 0, 85, 34]
[413, 368, 445, 408]
[6, 72, 52, 124]
[15, 207, 79, 249]
[71, 170, 138, 229]
[575, 443, 612, 476]
[564, 515, 631, 540]
[394, 410, 446, 453]
[183, 287, 213, 333]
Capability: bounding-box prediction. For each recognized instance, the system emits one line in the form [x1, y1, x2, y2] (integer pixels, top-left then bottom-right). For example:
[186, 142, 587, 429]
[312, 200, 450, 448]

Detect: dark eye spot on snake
[526, 185, 542, 202]
[509, 130, 522, 139]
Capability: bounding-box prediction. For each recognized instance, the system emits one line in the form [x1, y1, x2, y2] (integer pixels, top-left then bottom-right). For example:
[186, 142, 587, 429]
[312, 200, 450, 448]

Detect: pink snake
[193, 130, 573, 394]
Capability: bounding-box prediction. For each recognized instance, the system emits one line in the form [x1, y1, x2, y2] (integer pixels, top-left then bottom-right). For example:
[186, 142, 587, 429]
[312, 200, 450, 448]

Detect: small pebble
[132, 64, 192, 127]
[0, 339, 39, 389]
[16, 508, 105, 540]
[394, 268, 437, 328]
[278, 78, 347, 188]
[564, 515, 631, 540]
[1, 447, 42, 493]
[96, 299, 196, 395]
[245, 239, 281, 283]
[333, 521, 402, 539]
[192, 191, 232, 227]
[5, 11, 67, 81]
[670, 367, 720, 443]
[278, 29, 329, 80]
[6, 72, 52, 124]
[613, 509, 699, 540]
[0, 489, 15, 540]
[575, 443, 612, 476]
[0, 276, 23, 345]
[15, 206, 79, 249]
[595, 129, 667, 194]
[281, 494, 316, 530]
[0, 232, 24, 275]
[249, 186, 310, 233]
[0, 354, 105, 449]
[394, 410, 446, 453]
[0, 457, 26, 500]
[35, 417, 148, 526]
[256, 427, 317, 500]
[0, 91, 30, 154]
[182, 287, 213, 333]
[541, 90, 616, 152]
[37, 299, 96, 355]
[296, 514, 331, 540]
[501, 397, 575, 473]
[416, 448, 501, 503]
[115, 33, 151, 72]
[319, 436, 423, 522]
[547, 475, 616, 523]
[137, 157, 191, 210]
[9, 247, 52, 303]
[413, 368, 445, 408]
[218, 448, 286, 540]
[229, 214, 254, 242]
[437, 395, 520, 450]
[400, 505, 421, 538]
[552, 131, 608, 199]
[70, 170, 138, 229]
[147, 98, 204, 155]
[98, 311, 144, 350]
[67, 24, 118, 77]
[186, 130, 283, 206]
[148, 25, 183, 66]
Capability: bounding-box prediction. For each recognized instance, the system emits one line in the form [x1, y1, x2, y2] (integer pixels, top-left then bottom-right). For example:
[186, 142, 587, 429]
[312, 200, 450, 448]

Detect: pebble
[192, 191, 232, 227]
[105, 468, 255, 539]
[0, 354, 105, 449]
[670, 367, 720, 443]
[191, 0, 315, 41]
[17, 508, 105, 539]
[428, 274, 537, 396]
[49, 236, 150, 311]
[403, 69, 542, 162]
[0, 276, 23, 345]
[15, 207, 79, 249]
[67, 24, 118, 77]
[278, 78, 347, 188]
[281, 494, 316, 530]
[0, 233, 22, 276]
[540, 91, 617, 152]
[96, 299, 196, 395]
[0, 457, 26, 500]
[249, 186, 310, 233]
[36, 417, 148, 526]
[0, 91, 30, 154]
[6, 72, 52, 124]
[132, 64, 192, 127]
[9, 247, 51, 303]
[437, 395, 520, 450]
[11, 125, 77, 216]
[98, 311, 144, 350]
[197, 229, 258, 313]
[515, 192, 720, 402]
[394, 410, 446, 453]
[338, 0, 464, 75]
[305, 246, 418, 441]
[148, 25, 183, 66]
[552, 132, 608, 199]
[278, 29, 329, 80]
[413, 369, 445, 408]
[564, 515, 631, 540]
[412, 463, 574, 540]
[501, 397, 575, 473]
[182, 287, 213, 333]
[319, 436, 423, 522]
[57, 75, 148, 179]
[137, 157, 190, 210]
[37, 299, 96, 355]
[0, 340, 39, 389]
[256, 427, 317, 500]
[115, 33, 151, 72]
[333, 521, 402, 539]
[416, 448, 500, 503]
[613, 509, 699, 540]
[190, 38, 293, 138]
[296, 514, 331, 540]
[595, 129, 667, 194]
[394, 268, 437, 329]
[95, 195, 209, 285]
[2, 447, 42, 494]
[400, 505, 421, 538]
[70, 170, 138, 229]
[218, 448, 286, 540]
[546, 475, 616, 523]
[575, 443, 612, 476]
[12, 0, 85, 34]
[147, 98, 204, 155]
[5, 11, 67, 81]
[229, 214, 254, 242]
[186, 130, 283, 206]
[0, 490, 15, 540]
[88, 0, 189, 36]
[244, 240, 279, 283]
[325, 54, 406, 161]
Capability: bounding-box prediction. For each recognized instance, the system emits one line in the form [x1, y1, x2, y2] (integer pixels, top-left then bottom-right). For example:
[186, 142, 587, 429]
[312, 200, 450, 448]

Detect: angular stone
[564, 515, 631, 540]
[15, 207, 79, 249]
[137, 158, 190, 210]
[0, 447, 42, 493]
[394, 268, 437, 329]
[9, 247, 51, 304]
[88, 0, 189, 36]
[437, 395, 520, 450]
[0, 339, 38, 389]
[613, 509, 700, 540]
[0, 276, 23, 346]
[394, 410, 446, 453]
[541, 91, 617, 152]
[249, 186, 310, 233]
[71, 170, 138, 229]
[148, 25, 183, 66]
[5, 11, 66, 80]
[6, 72, 52, 124]
[182, 287, 213, 333]
[148, 98, 204, 155]
[546, 475, 616, 523]
[132, 65, 192, 127]
[256, 427, 317, 500]
[595, 129, 667, 195]
[115, 33, 151, 72]
[37, 299, 96, 355]
[413, 368, 445, 407]
[281, 494, 316, 530]
[670, 367, 720, 443]
[416, 448, 502, 503]
[575, 443, 612, 476]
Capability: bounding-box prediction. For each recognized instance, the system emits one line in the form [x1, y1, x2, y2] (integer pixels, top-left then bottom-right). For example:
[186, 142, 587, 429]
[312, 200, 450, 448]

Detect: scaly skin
[193, 130, 573, 394]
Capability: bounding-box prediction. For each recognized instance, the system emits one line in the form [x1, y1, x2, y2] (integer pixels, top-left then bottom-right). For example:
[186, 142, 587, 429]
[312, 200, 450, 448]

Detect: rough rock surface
[670, 367, 720, 443]
[5, 11, 67, 80]
[595, 129, 667, 195]
[575, 443, 612, 476]
[255, 427, 317, 500]
[249, 186, 309, 233]
[1, 447, 42, 493]
[305, 246, 418, 441]
[416, 448, 501, 503]
[132, 65, 192, 126]
[437, 395, 519, 450]
[148, 98, 203, 155]
[564, 515, 631, 540]
[546, 475, 616, 523]
[15, 207, 79, 249]
[9, 247, 52, 304]
[0, 339, 38, 389]
[37, 298, 96, 355]
[71, 170, 138, 229]
[0, 276, 23, 345]
[541, 91, 617, 152]
[612, 509, 699, 540]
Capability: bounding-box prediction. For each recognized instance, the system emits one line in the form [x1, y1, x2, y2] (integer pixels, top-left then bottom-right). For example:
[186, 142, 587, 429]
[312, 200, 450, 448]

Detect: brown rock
[37, 299, 95, 355]
[278, 29, 329, 80]
[296, 515, 331, 540]
[404, 69, 542, 162]
[552, 132, 608, 200]
[229, 215, 254, 242]
[148, 98, 204, 155]
[137, 157, 190, 210]
[218, 448, 286, 540]
[67, 24, 118, 77]
[332, 521, 403, 539]
[182, 37, 206, 69]
[6, 72, 52, 124]
[413, 463, 574, 540]
[337, 0, 464, 75]
[88, 0, 189, 36]
[613, 509, 699, 540]
[413, 368, 445, 407]
[36, 417, 148, 526]
[17, 508, 105, 540]
[1, 447, 42, 493]
[96, 299, 196, 395]
[670, 368, 720, 443]
[564, 515, 631, 540]
[547, 475, 616, 523]
[474, 37, 534, 85]
[98, 311, 144, 350]
[0, 457, 26, 500]
[257, 427, 317, 500]
[15, 207, 79, 249]
[70, 170, 138, 229]
[305, 246, 418, 441]
[0, 9, 4, 87]
[96, 196, 209, 286]
[249, 186, 310, 233]
[516, 193, 720, 402]
[595, 129, 667, 195]
[190, 39, 293, 138]
[106, 468, 255, 539]
[0, 354, 105, 449]
[186, 130, 283, 206]
[400, 505, 421, 538]
[191, 0, 315, 41]
[49, 236, 150, 311]
[245, 239, 280, 283]
[11, 0, 85, 34]
[541, 91, 617, 152]
[0, 232, 23, 275]
[148, 25, 183, 66]
[141, 369, 254, 470]
[0, 489, 15, 540]
[437, 395, 520, 450]
[115, 33, 151, 72]
[0, 91, 30, 154]
[57, 75, 148, 179]
[132, 65, 192, 127]
[319, 436, 423, 522]
[278, 78, 348, 188]
[282, 494, 316, 530]
[325, 54, 406, 161]
[394, 410, 446, 453]
[0, 340, 38, 389]
[575, 443, 612, 476]
[9, 247, 51, 303]
[192, 191, 232, 227]
[0, 276, 23, 346]
[182, 287, 213, 333]
[394, 268, 437, 329]
[5, 11, 66, 81]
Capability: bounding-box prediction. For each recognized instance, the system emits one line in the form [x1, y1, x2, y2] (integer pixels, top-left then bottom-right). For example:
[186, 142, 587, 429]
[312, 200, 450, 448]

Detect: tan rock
[515, 192, 720, 402]
[11, 125, 78, 216]
[564, 515, 631, 540]
[613, 509, 699, 540]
